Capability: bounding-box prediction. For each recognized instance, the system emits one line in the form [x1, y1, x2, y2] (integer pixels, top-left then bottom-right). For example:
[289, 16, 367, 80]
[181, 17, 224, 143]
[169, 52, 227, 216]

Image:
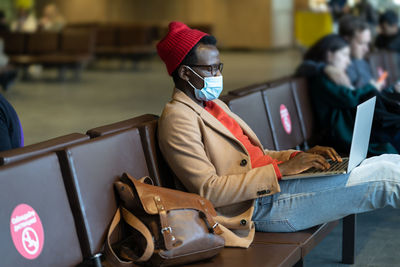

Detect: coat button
[240, 159, 247, 166]
[257, 189, 271, 196]
[257, 190, 266, 196]
[240, 219, 247, 226]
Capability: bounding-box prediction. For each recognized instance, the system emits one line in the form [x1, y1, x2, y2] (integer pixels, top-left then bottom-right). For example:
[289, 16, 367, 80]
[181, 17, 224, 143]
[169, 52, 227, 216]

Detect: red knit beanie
[157, 21, 209, 75]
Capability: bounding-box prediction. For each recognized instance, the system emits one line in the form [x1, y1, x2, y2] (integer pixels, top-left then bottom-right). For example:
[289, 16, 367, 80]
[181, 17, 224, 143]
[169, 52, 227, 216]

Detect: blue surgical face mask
[186, 66, 223, 101]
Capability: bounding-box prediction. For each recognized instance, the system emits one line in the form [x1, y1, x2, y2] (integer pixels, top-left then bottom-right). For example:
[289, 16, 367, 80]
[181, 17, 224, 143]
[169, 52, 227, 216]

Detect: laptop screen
[347, 96, 376, 172]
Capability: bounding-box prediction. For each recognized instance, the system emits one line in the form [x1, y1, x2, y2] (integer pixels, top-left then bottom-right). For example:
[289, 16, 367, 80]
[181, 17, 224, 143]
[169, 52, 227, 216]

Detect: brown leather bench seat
[227, 82, 269, 97]
[57, 128, 151, 266]
[253, 222, 339, 257]
[0, 153, 83, 266]
[0, 132, 89, 166]
[190, 243, 301, 267]
[86, 113, 158, 138]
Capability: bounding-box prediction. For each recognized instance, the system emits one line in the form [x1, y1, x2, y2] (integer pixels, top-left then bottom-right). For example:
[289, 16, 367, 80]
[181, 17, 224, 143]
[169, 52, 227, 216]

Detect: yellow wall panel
[294, 11, 333, 47]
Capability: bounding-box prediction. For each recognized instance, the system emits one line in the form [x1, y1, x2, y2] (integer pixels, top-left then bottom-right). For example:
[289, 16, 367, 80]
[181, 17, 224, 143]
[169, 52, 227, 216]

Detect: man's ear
[178, 65, 190, 81]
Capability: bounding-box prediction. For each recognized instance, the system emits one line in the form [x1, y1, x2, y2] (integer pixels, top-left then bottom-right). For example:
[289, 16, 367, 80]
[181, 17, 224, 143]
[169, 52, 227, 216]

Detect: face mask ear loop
[185, 66, 204, 90]
[187, 80, 199, 90]
[185, 66, 204, 80]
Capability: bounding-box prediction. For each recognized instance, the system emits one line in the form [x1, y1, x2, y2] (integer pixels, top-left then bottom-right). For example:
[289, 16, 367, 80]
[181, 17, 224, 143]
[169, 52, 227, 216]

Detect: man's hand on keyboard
[279, 152, 331, 176]
[306, 146, 342, 162]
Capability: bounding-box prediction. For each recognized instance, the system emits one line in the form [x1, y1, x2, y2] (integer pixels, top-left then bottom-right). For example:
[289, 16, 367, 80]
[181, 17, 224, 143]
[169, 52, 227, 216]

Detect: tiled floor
[2, 49, 400, 266]
[306, 207, 400, 267]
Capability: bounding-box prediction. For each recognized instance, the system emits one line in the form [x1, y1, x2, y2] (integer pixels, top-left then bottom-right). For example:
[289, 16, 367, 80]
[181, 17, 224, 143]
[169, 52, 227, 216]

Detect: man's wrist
[290, 151, 302, 159]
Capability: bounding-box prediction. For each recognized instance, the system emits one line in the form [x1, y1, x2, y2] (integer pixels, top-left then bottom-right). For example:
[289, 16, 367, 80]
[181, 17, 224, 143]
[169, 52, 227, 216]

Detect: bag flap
[122, 173, 217, 216]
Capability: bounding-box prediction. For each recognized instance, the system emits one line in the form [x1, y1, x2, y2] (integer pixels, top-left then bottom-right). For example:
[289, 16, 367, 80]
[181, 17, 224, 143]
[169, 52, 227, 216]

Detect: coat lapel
[172, 89, 264, 154]
[216, 100, 264, 149]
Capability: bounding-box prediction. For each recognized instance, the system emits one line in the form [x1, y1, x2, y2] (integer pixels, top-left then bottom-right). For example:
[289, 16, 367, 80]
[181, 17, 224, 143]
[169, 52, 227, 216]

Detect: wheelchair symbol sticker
[10, 204, 44, 259]
[280, 104, 292, 134]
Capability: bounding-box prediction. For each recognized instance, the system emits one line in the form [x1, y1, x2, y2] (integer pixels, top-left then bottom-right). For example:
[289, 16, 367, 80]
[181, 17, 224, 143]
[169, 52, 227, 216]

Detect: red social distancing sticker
[280, 104, 292, 134]
[10, 204, 44, 260]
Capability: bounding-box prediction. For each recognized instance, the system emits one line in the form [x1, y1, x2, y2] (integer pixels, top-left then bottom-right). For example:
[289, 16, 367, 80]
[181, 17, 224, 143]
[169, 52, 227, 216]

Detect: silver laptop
[282, 96, 376, 180]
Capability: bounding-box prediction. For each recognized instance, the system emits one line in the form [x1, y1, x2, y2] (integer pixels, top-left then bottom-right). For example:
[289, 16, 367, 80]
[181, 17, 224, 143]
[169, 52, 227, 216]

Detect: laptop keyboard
[304, 158, 349, 174]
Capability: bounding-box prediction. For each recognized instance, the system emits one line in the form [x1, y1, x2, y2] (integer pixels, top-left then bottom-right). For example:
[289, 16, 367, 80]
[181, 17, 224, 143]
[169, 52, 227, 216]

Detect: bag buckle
[161, 226, 172, 234]
[212, 223, 219, 229]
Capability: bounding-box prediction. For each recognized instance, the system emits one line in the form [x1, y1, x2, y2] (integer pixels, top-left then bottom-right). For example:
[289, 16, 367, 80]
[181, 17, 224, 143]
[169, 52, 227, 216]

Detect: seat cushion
[58, 127, 150, 257]
[0, 153, 82, 266]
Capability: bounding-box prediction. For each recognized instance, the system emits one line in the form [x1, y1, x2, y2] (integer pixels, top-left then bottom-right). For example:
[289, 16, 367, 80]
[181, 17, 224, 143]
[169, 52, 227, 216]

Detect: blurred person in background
[38, 3, 65, 32]
[304, 34, 400, 155]
[338, 15, 374, 88]
[351, 0, 379, 34]
[0, 10, 10, 32]
[338, 14, 400, 106]
[296, 16, 379, 89]
[329, 0, 349, 21]
[10, 6, 37, 33]
[375, 10, 400, 53]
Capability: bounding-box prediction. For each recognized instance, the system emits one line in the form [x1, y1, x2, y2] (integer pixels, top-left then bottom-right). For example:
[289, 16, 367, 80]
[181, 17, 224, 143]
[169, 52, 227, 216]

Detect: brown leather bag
[105, 173, 225, 266]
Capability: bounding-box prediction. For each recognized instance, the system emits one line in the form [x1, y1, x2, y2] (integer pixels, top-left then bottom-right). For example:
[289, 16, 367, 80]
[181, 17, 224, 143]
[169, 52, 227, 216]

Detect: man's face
[186, 44, 221, 89]
[349, 29, 371, 60]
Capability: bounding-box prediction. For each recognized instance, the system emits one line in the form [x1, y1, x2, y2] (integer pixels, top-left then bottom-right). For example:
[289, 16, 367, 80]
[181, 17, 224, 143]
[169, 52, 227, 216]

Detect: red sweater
[205, 101, 286, 179]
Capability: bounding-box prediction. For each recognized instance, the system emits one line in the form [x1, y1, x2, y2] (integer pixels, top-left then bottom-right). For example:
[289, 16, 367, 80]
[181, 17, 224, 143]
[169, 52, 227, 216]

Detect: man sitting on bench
[156, 21, 400, 248]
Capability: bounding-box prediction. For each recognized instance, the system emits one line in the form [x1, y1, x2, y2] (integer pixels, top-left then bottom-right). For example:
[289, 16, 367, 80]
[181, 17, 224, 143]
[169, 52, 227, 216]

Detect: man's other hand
[306, 145, 342, 162]
[278, 152, 330, 176]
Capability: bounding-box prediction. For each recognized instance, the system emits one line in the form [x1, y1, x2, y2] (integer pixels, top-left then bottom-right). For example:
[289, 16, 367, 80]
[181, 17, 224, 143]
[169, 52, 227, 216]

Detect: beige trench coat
[158, 88, 296, 248]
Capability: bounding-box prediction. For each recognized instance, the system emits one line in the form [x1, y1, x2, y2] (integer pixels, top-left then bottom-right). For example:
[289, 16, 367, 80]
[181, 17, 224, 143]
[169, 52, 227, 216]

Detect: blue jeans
[252, 154, 400, 232]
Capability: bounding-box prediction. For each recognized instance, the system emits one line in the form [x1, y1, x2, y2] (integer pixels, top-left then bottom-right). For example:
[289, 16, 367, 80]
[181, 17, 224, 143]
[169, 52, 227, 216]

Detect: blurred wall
[36, 0, 294, 49]
[0, 0, 15, 21]
[295, 0, 310, 10]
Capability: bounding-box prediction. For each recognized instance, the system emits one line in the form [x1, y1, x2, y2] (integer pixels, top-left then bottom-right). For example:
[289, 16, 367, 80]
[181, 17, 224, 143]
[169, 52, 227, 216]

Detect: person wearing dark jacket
[0, 94, 23, 151]
[0, 10, 9, 32]
[304, 34, 400, 155]
[296, 15, 377, 89]
[375, 10, 400, 53]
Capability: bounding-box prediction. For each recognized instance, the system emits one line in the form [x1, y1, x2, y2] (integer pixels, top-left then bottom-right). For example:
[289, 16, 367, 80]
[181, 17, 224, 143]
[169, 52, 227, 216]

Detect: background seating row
[0, 23, 213, 77]
[0, 29, 95, 80]
[66, 22, 213, 58]
[68, 24, 157, 61]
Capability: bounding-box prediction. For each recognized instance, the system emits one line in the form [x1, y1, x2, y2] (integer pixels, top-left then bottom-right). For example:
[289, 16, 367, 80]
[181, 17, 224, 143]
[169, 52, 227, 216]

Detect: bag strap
[104, 207, 154, 266]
